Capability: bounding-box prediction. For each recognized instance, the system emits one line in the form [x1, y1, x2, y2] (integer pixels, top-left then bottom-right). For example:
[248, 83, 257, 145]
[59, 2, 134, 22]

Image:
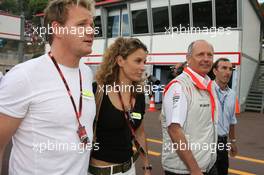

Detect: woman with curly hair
[89, 37, 152, 175]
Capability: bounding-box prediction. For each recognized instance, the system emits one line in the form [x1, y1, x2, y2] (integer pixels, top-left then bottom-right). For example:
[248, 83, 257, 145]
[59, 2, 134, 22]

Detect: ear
[186, 56, 191, 66]
[51, 21, 63, 39]
[213, 68, 217, 76]
[117, 56, 125, 67]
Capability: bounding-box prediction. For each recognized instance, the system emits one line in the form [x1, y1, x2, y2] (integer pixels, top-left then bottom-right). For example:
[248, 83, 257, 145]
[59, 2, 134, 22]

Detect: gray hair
[186, 40, 214, 58]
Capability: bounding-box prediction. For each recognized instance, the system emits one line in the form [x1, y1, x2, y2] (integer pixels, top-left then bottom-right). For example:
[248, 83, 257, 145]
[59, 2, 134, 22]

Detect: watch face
[142, 165, 152, 170]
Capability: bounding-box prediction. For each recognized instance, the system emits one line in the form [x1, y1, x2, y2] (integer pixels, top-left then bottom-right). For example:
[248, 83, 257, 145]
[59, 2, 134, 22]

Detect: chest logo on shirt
[198, 98, 210, 108]
[82, 89, 94, 100]
[200, 103, 210, 107]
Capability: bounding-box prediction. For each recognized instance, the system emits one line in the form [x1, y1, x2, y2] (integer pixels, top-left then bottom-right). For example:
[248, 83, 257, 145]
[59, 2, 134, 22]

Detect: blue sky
[258, 0, 264, 3]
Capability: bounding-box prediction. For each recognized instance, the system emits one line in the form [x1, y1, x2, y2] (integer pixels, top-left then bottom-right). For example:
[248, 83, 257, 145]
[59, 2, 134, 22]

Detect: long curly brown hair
[95, 37, 148, 88]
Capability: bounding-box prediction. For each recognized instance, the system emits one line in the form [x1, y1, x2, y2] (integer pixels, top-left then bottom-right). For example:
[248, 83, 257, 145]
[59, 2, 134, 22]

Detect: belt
[89, 152, 139, 175]
[218, 135, 228, 142]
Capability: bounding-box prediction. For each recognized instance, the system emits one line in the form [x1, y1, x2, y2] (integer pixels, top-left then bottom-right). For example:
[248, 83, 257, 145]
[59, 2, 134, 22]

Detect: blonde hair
[96, 37, 148, 88]
[44, 0, 95, 45]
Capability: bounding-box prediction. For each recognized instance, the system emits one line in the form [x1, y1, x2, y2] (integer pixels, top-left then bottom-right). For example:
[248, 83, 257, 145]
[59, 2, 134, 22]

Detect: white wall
[91, 39, 105, 55]
[87, 31, 241, 69]
[242, 0, 261, 60]
[82, 39, 105, 64]
[239, 56, 258, 107]
[0, 13, 21, 40]
[152, 31, 240, 53]
[86, 36, 153, 74]
[150, 31, 240, 64]
[239, 0, 262, 108]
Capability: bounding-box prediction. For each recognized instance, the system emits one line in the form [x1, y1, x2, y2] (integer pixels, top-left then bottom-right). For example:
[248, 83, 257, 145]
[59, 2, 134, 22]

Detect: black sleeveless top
[91, 84, 145, 163]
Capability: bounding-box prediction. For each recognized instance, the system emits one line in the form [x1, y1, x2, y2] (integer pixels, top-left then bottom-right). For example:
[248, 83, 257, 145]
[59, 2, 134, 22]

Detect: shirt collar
[187, 67, 211, 87]
[214, 80, 230, 93]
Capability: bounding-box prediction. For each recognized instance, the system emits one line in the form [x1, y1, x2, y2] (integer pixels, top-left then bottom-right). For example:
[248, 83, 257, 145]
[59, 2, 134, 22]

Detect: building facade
[83, 0, 263, 110]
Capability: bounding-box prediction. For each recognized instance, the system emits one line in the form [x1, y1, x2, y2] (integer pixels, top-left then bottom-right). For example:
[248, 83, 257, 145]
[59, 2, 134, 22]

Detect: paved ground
[135, 111, 264, 175]
[2, 111, 264, 175]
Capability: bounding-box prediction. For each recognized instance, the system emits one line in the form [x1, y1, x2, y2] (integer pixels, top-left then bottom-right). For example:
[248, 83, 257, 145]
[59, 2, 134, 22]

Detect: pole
[18, 0, 25, 63]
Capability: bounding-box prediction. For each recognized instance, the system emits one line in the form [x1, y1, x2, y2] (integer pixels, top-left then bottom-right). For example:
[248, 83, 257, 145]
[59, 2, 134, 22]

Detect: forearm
[229, 124, 238, 156]
[139, 138, 150, 166]
[168, 124, 201, 173]
[135, 123, 150, 166]
[0, 145, 6, 175]
[0, 113, 23, 174]
[229, 124, 236, 140]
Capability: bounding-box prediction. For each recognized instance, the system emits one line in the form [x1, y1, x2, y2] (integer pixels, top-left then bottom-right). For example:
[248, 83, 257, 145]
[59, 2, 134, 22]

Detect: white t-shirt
[163, 67, 211, 127]
[0, 54, 96, 175]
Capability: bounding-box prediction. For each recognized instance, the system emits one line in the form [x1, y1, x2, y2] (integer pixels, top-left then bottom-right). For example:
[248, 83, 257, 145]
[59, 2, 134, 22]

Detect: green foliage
[0, 0, 48, 19]
[261, 3, 264, 10]
[0, 0, 19, 15]
[29, 0, 48, 16]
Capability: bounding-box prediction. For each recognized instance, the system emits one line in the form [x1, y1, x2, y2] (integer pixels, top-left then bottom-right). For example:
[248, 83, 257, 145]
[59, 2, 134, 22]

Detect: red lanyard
[117, 91, 146, 156]
[118, 91, 133, 112]
[48, 52, 83, 126]
[117, 92, 135, 132]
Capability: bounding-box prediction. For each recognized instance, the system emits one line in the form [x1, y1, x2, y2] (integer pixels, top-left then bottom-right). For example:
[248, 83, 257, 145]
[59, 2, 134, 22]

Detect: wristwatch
[142, 164, 152, 171]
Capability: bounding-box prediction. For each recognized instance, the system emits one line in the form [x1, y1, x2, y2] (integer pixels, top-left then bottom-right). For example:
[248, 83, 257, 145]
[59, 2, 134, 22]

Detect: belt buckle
[121, 160, 131, 173]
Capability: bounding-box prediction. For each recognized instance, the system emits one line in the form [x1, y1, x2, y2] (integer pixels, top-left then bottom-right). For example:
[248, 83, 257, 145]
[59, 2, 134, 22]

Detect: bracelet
[230, 139, 236, 143]
[142, 164, 152, 171]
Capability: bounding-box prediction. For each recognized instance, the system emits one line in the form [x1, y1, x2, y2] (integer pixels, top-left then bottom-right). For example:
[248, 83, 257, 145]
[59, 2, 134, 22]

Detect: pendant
[77, 125, 89, 144]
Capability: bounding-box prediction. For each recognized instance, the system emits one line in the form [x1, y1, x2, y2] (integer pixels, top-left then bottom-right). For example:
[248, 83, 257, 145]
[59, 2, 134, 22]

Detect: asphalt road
[135, 110, 264, 175]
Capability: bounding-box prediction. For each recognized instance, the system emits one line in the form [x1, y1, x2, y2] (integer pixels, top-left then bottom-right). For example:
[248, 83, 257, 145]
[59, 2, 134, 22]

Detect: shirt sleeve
[0, 65, 32, 118]
[230, 95, 237, 125]
[163, 82, 187, 127]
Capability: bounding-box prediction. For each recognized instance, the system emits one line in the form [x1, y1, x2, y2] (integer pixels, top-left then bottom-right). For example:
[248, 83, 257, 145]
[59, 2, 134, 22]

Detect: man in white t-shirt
[161, 40, 218, 175]
[0, 1, 96, 174]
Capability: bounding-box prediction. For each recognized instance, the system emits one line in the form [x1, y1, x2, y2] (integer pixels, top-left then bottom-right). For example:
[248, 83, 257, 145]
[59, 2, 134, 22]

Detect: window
[132, 9, 149, 34]
[107, 10, 120, 38]
[192, 0, 212, 28]
[94, 16, 103, 37]
[130, 1, 149, 34]
[122, 13, 130, 36]
[107, 8, 130, 38]
[151, 0, 169, 33]
[171, 3, 190, 31]
[152, 6, 169, 33]
[216, 0, 237, 28]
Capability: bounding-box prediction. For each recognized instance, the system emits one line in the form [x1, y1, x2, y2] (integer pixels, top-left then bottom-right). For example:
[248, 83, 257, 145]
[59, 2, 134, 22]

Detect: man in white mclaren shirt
[161, 40, 218, 175]
[0, 0, 96, 174]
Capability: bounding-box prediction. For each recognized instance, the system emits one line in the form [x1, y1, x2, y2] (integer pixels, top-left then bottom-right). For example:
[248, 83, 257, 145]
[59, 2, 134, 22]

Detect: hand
[190, 169, 204, 175]
[230, 142, 238, 157]
[144, 169, 151, 175]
